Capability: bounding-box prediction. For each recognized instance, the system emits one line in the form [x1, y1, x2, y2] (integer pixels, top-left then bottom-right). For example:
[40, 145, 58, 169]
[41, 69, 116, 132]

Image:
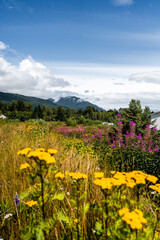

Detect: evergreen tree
[56, 106, 66, 121]
[32, 106, 39, 119]
[121, 99, 152, 133]
[17, 100, 25, 111]
[37, 105, 43, 118]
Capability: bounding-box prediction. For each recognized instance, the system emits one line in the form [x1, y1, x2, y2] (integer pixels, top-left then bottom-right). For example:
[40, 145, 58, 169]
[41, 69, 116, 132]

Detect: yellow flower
[130, 221, 142, 230]
[55, 172, 65, 179]
[20, 163, 31, 170]
[146, 175, 158, 184]
[47, 149, 58, 154]
[27, 150, 41, 158]
[74, 219, 79, 223]
[119, 208, 129, 216]
[25, 200, 38, 207]
[119, 208, 147, 230]
[112, 178, 126, 186]
[149, 184, 160, 194]
[17, 148, 32, 156]
[101, 178, 113, 189]
[27, 151, 56, 164]
[68, 172, 88, 180]
[46, 157, 56, 164]
[94, 172, 104, 179]
[94, 178, 113, 190]
[126, 179, 136, 188]
[35, 148, 45, 152]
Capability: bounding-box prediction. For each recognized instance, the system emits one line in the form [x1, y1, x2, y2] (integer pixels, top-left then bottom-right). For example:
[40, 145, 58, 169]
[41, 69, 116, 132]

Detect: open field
[0, 120, 160, 240]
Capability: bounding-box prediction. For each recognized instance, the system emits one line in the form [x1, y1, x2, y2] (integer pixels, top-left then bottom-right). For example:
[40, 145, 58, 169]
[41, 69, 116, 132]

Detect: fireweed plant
[57, 121, 160, 177]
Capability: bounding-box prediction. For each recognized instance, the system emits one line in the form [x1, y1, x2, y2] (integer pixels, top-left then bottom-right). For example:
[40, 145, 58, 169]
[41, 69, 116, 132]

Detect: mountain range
[0, 92, 104, 111]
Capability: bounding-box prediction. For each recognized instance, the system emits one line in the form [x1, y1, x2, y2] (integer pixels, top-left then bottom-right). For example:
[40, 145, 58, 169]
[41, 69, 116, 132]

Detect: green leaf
[36, 229, 45, 240]
[83, 202, 90, 215]
[52, 192, 65, 201]
[57, 210, 70, 224]
[79, 191, 87, 200]
[70, 199, 77, 206]
[19, 191, 31, 200]
[95, 221, 103, 236]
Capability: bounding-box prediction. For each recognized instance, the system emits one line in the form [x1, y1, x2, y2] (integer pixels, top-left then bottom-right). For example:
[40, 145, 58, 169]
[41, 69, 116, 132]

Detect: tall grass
[0, 121, 159, 239]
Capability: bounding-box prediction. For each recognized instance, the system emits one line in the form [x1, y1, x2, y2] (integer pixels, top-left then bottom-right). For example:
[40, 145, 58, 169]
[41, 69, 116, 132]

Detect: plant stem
[152, 211, 159, 240]
[104, 191, 108, 239]
[40, 162, 45, 220]
[76, 181, 80, 240]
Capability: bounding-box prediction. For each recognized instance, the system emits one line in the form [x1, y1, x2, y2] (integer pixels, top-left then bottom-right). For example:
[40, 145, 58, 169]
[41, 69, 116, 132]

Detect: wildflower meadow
[0, 119, 160, 239]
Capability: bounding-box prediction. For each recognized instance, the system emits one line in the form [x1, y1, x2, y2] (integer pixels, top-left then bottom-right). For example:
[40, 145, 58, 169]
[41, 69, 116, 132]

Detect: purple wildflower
[130, 121, 135, 125]
[118, 121, 123, 124]
[14, 193, 19, 206]
[117, 114, 121, 117]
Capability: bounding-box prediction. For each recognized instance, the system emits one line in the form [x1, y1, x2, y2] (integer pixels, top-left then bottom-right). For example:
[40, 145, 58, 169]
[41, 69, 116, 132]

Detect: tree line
[0, 100, 117, 123]
[0, 99, 153, 130]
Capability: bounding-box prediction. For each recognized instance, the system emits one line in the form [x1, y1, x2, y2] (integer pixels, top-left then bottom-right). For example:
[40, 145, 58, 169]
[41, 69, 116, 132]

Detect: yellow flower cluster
[119, 208, 147, 229]
[149, 184, 160, 194]
[94, 178, 113, 189]
[68, 172, 88, 180]
[27, 150, 56, 164]
[113, 171, 158, 187]
[94, 172, 104, 179]
[55, 172, 65, 179]
[20, 163, 31, 170]
[17, 148, 58, 165]
[25, 200, 38, 207]
[17, 148, 32, 156]
[94, 171, 158, 190]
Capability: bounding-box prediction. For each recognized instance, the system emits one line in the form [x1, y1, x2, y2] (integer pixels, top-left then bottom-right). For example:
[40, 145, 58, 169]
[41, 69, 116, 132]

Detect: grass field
[0, 120, 160, 240]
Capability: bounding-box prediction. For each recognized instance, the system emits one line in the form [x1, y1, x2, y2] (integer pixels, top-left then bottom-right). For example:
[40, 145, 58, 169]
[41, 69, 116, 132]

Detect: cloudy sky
[1, 0, 160, 111]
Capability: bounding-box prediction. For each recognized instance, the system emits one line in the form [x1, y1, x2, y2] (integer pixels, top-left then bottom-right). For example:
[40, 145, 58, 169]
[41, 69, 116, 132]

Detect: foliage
[0, 120, 160, 240]
[120, 99, 152, 133]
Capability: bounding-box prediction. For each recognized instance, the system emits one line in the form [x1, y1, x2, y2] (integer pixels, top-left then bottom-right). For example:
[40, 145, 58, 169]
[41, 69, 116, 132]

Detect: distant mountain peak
[0, 91, 105, 112]
[55, 95, 105, 111]
[59, 96, 84, 103]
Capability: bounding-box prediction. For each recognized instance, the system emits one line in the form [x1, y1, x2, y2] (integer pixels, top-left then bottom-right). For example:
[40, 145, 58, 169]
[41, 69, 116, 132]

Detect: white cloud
[0, 56, 70, 98]
[1, 41, 160, 112]
[45, 61, 160, 111]
[83, 92, 160, 111]
[112, 0, 134, 6]
[0, 41, 9, 50]
[129, 71, 160, 84]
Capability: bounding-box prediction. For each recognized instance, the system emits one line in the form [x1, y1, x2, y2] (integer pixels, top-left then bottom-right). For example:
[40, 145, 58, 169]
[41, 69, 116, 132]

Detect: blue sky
[1, 0, 160, 110]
